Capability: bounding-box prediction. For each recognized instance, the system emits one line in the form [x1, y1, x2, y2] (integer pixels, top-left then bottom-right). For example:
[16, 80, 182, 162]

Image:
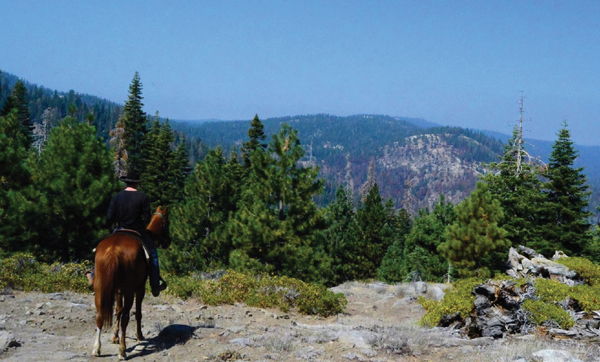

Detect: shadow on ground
[125, 324, 199, 359]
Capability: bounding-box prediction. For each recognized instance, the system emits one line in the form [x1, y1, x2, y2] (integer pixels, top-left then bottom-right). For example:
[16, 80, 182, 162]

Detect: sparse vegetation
[0, 255, 346, 318]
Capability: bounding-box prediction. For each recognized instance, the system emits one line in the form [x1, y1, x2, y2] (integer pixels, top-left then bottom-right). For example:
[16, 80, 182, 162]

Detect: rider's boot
[86, 267, 94, 289]
[149, 249, 167, 297]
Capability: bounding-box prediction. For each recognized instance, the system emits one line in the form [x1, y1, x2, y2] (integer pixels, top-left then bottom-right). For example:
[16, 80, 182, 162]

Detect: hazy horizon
[2, 1, 599, 145]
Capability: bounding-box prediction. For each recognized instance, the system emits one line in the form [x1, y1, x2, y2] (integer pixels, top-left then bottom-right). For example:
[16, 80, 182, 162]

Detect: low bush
[522, 299, 575, 329]
[0, 253, 92, 293]
[418, 277, 483, 327]
[0, 255, 347, 318]
[557, 257, 600, 286]
[166, 270, 347, 317]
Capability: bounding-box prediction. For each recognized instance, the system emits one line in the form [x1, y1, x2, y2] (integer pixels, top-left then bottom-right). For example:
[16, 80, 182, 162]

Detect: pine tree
[1, 80, 32, 148]
[325, 186, 366, 284]
[0, 110, 32, 252]
[23, 117, 119, 262]
[377, 208, 412, 283]
[163, 147, 243, 274]
[122, 72, 147, 170]
[140, 116, 189, 207]
[241, 114, 267, 167]
[355, 183, 395, 279]
[438, 182, 509, 278]
[482, 127, 546, 252]
[540, 121, 592, 256]
[229, 123, 327, 281]
[400, 195, 455, 282]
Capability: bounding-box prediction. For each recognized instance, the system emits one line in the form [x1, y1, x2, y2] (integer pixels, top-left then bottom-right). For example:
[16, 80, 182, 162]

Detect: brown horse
[92, 205, 170, 360]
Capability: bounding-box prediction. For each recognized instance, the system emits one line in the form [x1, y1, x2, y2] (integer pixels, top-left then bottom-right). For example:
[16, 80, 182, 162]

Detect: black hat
[119, 171, 142, 183]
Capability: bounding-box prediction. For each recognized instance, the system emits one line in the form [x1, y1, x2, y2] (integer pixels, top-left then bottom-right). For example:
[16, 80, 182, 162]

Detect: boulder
[428, 286, 445, 301]
[414, 281, 427, 295]
[531, 349, 583, 362]
[0, 331, 18, 349]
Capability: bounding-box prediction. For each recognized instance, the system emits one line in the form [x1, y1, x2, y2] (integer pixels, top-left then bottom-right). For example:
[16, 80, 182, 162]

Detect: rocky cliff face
[374, 133, 490, 211]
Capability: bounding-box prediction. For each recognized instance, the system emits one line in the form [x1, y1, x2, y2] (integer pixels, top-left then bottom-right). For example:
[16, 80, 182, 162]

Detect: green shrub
[557, 257, 600, 286]
[534, 278, 600, 312]
[165, 270, 347, 317]
[419, 278, 483, 327]
[522, 299, 575, 329]
[0, 257, 346, 318]
[0, 253, 92, 293]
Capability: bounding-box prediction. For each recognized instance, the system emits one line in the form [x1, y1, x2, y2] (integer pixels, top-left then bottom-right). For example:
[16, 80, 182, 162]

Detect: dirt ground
[0, 281, 598, 362]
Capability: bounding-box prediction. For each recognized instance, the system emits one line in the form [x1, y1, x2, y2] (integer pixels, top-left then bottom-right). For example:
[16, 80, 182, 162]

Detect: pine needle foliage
[438, 182, 510, 278]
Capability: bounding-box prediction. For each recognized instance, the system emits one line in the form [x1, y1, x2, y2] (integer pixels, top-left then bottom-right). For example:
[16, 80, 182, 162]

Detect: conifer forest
[1, 70, 600, 288]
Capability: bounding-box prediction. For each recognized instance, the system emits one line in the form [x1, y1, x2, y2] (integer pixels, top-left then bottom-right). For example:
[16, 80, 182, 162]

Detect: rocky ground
[0, 281, 598, 362]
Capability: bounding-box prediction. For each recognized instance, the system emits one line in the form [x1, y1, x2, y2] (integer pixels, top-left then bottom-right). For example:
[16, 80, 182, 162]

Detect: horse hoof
[137, 334, 145, 341]
[93, 348, 100, 357]
[118, 353, 126, 360]
[112, 337, 120, 344]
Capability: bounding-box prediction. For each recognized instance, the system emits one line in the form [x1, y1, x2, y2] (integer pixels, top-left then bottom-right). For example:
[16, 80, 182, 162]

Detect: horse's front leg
[135, 287, 146, 341]
[112, 293, 123, 344]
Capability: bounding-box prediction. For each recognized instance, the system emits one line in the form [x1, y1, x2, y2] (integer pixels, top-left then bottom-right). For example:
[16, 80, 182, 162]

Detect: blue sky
[1, 0, 599, 144]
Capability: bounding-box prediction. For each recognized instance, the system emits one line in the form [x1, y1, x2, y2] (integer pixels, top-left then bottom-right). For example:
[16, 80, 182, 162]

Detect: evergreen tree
[481, 127, 546, 252]
[0, 110, 32, 253]
[1, 80, 32, 148]
[439, 182, 509, 278]
[140, 116, 190, 207]
[22, 117, 119, 262]
[355, 183, 395, 279]
[325, 186, 366, 284]
[241, 114, 267, 167]
[229, 123, 327, 281]
[377, 208, 411, 283]
[400, 195, 455, 282]
[540, 121, 592, 256]
[164, 147, 243, 274]
[122, 72, 147, 170]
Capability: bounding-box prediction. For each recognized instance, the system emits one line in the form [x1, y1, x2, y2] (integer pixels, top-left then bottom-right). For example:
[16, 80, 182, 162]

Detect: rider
[87, 170, 167, 297]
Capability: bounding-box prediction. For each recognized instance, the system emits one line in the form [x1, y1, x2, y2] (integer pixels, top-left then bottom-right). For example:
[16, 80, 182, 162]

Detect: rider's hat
[119, 170, 142, 183]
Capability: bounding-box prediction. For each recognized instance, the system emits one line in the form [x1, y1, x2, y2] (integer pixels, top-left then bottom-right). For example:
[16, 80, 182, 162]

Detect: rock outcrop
[438, 246, 600, 339]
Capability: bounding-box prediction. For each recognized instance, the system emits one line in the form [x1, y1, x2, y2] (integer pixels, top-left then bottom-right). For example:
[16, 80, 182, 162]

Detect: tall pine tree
[1, 80, 32, 148]
[481, 126, 546, 252]
[540, 121, 592, 256]
[229, 123, 327, 281]
[241, 114, 267, 168]
[122, 72, 147, 171]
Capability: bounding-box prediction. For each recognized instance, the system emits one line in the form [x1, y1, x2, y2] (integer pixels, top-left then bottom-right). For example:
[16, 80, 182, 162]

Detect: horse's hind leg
[135, 288, 146, 341]
[112, 293, 123, 344]
[93, 326, 102, 356]
[118, 294, 134, 360]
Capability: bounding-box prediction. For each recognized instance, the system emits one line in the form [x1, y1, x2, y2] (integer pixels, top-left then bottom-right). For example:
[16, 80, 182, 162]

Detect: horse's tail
[97, 250, 118, 329]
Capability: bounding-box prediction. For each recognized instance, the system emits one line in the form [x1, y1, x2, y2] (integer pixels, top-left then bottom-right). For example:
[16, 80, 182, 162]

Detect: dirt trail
[0, 283, 596, 361]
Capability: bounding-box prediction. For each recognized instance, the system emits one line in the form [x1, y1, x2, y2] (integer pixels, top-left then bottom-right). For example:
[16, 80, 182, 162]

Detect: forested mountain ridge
[171, 114, 505, 210]
[0, 71, 122, 139]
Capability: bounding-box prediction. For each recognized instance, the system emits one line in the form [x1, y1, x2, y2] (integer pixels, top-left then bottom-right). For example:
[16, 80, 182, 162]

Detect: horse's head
[149, 206, 172, 249]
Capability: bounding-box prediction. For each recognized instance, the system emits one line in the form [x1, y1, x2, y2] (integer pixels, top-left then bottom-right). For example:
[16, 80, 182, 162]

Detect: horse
[92, 205, 171, 360]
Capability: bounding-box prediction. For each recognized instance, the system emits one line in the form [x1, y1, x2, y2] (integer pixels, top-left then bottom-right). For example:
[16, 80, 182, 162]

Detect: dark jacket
[107, 189, 151, 233]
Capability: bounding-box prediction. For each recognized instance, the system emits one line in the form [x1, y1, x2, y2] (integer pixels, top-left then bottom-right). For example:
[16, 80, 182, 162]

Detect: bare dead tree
[358, 158, 376, 202]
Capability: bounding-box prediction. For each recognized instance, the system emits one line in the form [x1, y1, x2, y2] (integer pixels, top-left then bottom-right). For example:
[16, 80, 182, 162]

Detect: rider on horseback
[87, 170, 167, 297]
